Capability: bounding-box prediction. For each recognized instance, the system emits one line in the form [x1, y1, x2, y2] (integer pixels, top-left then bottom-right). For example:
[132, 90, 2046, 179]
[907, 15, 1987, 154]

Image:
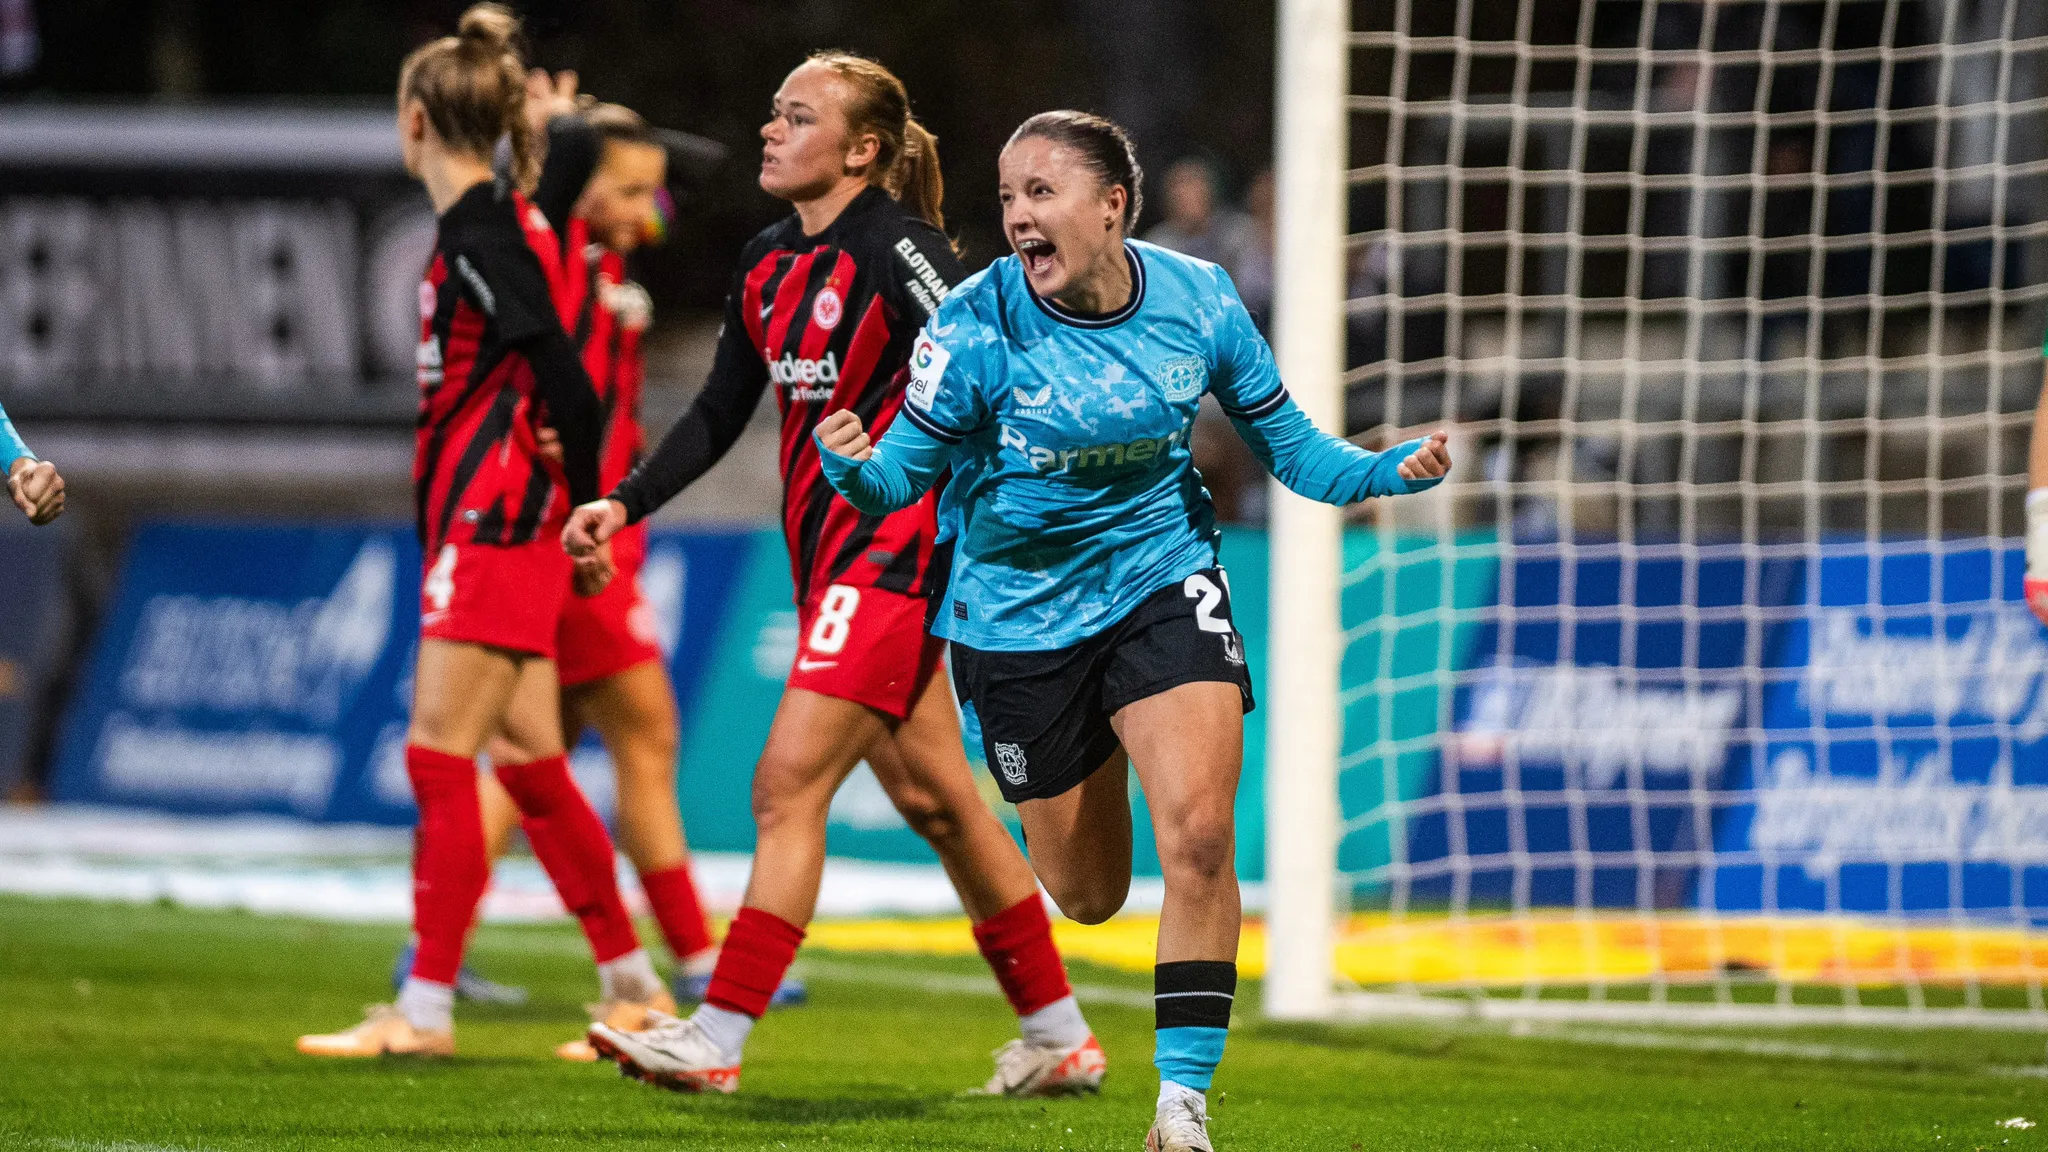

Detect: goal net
[1266, 0, 2048, 1027]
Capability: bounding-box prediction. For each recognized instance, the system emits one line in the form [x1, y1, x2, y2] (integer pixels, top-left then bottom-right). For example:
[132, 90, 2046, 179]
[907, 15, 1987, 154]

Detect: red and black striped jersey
[558, 218, 651, 495]
[414, 180, 601, 554]
[613, 186, 965, 604]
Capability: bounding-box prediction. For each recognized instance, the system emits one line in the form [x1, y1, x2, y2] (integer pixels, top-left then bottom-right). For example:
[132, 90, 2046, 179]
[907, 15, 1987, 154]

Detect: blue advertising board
[52, 524, 417, 820]
[0, 519, 71, 797]
[1705, 542, 2048, 922]
[1406, 541, 1803, 908]
[92, 519, 2040, 917]
[51, 523, 756, 826]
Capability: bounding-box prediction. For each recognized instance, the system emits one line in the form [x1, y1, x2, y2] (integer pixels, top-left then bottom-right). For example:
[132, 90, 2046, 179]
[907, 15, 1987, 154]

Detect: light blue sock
[1154, 1025, 1228, 1092]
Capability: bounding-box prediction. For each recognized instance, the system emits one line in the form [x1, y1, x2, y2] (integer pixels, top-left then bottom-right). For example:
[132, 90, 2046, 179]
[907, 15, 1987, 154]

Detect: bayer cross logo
[1155, 354, 1207, 402]
[994, 742, 1029, 785]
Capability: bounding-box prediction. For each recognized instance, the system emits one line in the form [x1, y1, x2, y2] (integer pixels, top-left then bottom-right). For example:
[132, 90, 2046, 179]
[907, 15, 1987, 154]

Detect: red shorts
[419, 538, 572, 659]
[556, 526, 664, 687]
[787, 582, 944, 721]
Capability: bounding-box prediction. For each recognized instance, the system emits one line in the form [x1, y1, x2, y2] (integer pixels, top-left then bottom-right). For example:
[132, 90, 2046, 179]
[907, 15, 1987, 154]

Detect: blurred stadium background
[0, 0, 1284, 908]
[8, 0, 2048, 1146]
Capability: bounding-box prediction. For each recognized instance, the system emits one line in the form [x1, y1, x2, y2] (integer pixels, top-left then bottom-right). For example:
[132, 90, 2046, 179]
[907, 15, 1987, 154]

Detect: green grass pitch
[1, 895, 2045, 1150]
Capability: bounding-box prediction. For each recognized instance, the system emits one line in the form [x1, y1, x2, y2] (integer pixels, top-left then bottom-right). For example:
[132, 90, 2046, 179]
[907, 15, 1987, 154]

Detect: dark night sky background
[14, 0, 1279, 308]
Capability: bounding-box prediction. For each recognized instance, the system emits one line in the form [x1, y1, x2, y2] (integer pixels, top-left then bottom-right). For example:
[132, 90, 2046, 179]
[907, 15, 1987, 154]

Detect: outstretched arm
[1204, 264, 1447, 504]
[563, 298, 769, 560]
[1225, 388, 1449, 505]
[814, 409, 952, 515]
[604, 337, 767, 526]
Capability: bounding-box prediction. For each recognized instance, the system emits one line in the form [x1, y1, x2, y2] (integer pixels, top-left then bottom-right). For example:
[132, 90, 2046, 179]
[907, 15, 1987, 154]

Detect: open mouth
[1015, 237, 1058, 277]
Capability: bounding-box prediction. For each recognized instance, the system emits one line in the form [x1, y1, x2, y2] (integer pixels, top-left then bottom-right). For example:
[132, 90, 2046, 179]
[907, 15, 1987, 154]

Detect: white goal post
[1266, 0, 2048, 1029]
[1265, 0, 1351, 1023]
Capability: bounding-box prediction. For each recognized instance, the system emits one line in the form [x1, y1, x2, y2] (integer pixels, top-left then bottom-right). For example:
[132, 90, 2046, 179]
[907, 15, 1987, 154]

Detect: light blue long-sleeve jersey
[819, 240, 1442, 651]
[0, 400, 32, 473]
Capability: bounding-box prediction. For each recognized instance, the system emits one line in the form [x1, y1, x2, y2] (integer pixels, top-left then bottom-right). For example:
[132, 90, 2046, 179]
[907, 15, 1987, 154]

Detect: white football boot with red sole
[978, 1033, 1108, 1097]
[587, 1011, 740, 1094]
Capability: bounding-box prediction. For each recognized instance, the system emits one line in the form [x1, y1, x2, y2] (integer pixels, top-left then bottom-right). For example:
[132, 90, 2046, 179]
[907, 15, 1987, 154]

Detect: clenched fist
[562, 497, 627, 559]
[1397, 430, 1452, 483]
[816, 409, 873, 461]
[8, 457, 64, 525]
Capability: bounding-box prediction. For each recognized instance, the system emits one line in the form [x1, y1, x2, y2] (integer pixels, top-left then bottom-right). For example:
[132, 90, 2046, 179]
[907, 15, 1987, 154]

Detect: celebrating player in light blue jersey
[817, 110, 1449, 1152]
[2, 401, 64, 525]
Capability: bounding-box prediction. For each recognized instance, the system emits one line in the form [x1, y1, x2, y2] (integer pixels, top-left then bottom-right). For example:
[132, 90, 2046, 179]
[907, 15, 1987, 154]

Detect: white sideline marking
[454, 937, 1161, 1011]
[0, 805, 1188, 919]
[795, 957, 1155, 1011]
[1504, 1023, 2048, 1079]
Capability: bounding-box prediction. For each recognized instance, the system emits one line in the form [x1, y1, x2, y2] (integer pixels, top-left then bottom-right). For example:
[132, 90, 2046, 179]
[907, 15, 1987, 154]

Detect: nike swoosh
[796, 657, 839, 671]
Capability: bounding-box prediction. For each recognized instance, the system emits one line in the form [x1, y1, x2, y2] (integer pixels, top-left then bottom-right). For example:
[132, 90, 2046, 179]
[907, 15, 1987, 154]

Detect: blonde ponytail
[889, 117, 947, 235]
[399, 3, 538, 190]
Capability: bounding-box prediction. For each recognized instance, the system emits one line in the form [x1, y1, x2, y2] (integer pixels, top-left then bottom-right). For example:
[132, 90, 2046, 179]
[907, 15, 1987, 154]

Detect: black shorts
[949, 567, 1255, 804]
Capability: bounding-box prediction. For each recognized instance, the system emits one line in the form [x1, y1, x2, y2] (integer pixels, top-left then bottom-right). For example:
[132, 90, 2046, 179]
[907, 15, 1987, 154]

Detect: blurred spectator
[0, 0, 36, 77]
[1143, 158, 1255, 285]
[1233, 169, 1275, 331]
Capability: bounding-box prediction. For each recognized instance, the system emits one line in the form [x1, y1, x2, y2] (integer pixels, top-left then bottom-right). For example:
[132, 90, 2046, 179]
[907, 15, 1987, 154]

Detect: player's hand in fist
[563, 498, 627, 559]
[1397, 430, 1452, 482]
[2027, 489, 2048, 625]
[8, 457, 65, 525]
[817, 409, 873, 462]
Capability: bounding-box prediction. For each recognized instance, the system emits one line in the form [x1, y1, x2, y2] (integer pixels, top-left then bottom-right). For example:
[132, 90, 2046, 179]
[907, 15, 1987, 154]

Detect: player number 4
[808, 584, 862, 655]
[424, 544, 458, 613]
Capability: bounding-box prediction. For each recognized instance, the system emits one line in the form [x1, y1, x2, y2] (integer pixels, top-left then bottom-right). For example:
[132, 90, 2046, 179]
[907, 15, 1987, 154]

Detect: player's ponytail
[891, 116, 946, 239]
[804, 50, 954, 247]
[398, 3, 538, 190]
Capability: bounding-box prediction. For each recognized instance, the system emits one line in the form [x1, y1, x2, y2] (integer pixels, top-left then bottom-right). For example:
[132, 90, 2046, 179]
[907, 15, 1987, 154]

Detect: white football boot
[1144, 1092, 1215, 1152]
[977, 1034, 1108, 1097]
[587, 1010, 740, 1094]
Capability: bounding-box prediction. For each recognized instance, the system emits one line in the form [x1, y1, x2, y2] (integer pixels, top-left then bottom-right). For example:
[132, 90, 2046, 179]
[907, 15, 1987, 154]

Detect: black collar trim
[1027, 244, 1145, 329]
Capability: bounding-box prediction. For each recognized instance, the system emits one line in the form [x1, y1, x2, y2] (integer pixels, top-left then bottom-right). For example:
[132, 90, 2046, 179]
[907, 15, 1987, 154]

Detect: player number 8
[808, 584, 862, 654]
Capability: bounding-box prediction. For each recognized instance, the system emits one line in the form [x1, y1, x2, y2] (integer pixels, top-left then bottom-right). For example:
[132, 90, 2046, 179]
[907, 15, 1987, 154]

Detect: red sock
[406, 745, 491, 985]
[973, 895, 1073, 1017]
[641, 864, 715, 961]
[705, 906, 805, 1018]
[495, 755, 640, 964]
